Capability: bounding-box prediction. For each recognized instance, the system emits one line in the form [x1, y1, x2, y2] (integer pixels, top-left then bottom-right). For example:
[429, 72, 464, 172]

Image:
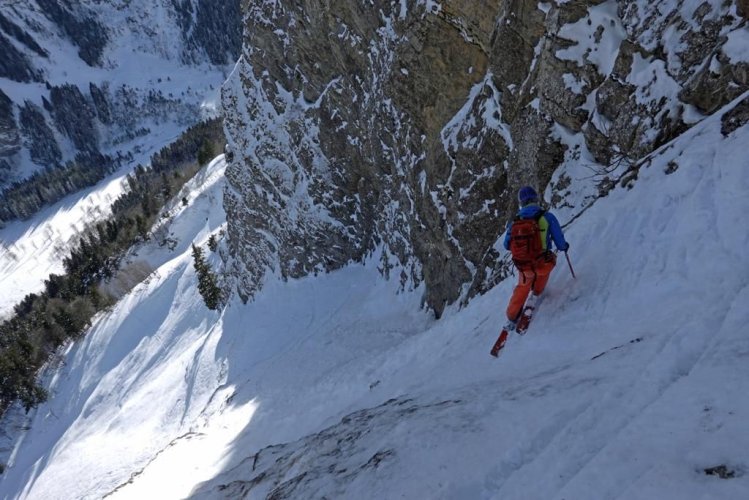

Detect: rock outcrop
[223, 0, 749, 316]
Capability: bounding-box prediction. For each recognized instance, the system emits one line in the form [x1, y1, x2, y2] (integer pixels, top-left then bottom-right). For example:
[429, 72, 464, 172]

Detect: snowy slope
[0, 0, 235, 189]
[0, 170, 124, 317]
[0, 127, 209, 319]
[1, 95, 749, 500]
[0, 155, 229, 498]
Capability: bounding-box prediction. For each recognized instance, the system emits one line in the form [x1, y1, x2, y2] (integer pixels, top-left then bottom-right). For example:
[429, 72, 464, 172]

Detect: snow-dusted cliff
[222, 0, 749, 316]
[0, 0, 240, 219]
[0, 2, 748, 499]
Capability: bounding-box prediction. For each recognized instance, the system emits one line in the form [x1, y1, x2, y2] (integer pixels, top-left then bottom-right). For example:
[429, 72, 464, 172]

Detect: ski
[516, 293, 542, 335]
[491, 295, 543, 357]
[515, 306, 534, 335]
[489, 328, 509, 357]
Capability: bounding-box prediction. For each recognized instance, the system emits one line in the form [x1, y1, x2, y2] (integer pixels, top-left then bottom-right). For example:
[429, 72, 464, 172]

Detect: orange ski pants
[506, 254, 556, 322]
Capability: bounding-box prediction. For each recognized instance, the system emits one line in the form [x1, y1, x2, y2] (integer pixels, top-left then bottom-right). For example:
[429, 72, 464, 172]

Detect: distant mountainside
[222, 0, 749, 317]
[0, 0, 240, 222]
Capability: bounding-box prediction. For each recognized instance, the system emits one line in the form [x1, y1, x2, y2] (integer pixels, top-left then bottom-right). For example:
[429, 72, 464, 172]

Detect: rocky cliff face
[223, 0, 749, 317]
[0, 0, 241, 195]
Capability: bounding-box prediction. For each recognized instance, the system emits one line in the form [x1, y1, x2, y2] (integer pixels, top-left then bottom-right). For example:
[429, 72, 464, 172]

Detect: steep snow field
[1, 95, 749, 499]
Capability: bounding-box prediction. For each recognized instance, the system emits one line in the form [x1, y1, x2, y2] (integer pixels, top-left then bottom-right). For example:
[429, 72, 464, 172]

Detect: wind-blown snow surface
[2, 99, 749, 499]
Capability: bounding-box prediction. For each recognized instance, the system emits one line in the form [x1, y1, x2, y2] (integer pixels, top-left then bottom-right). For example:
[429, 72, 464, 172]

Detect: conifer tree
[192, 244, 222, 310]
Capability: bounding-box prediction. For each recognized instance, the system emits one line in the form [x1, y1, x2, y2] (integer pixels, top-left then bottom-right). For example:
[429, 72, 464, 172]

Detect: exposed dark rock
[739, 0, 749, 20]
[681, 54, 749, 114]
[704, 464, 738, 479]
[721, 94, 749, 136]
[223, 0, 749, 316]
[225, 1, 520, 316]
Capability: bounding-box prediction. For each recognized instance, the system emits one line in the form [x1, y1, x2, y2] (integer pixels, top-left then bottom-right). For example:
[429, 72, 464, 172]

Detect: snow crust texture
[223, 0, 749, 316]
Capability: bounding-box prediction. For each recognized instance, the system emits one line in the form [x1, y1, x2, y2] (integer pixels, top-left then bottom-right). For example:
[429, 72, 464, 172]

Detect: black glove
[560, 242, 570, 252]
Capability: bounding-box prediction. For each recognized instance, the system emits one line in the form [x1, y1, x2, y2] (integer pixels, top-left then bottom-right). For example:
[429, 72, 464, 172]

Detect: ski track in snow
[2, 104, 749, 500]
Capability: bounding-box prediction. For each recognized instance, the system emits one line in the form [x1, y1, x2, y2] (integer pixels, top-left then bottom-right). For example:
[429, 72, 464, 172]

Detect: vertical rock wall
[223, 0, 749, 316]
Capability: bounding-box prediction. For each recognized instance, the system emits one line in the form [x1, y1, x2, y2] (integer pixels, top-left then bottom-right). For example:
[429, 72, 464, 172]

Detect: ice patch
[723, 27, 749, 64]
[556, 0, 626, 77]
[562, 73, 585, 94]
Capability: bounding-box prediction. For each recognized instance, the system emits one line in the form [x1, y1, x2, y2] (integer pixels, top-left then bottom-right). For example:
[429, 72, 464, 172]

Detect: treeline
[0, 151, 119, 226]
[192, 244, 222, 310]
[0, 118, 224, 416]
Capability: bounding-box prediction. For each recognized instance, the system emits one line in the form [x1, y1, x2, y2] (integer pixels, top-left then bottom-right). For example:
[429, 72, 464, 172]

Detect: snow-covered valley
[0, 0, 238, 227]
[1, 88, 747, 500]
[0, 126, 209, 318]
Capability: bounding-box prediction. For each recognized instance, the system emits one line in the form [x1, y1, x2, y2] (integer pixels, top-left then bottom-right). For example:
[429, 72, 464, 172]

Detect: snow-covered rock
[222, 0, 749, 317]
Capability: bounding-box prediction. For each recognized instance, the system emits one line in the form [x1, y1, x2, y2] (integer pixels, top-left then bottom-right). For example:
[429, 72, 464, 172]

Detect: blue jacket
[503, 204, 568, 252]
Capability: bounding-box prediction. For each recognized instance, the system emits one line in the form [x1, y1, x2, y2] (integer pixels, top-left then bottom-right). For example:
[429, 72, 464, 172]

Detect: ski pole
[565, 250, 576, 279]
